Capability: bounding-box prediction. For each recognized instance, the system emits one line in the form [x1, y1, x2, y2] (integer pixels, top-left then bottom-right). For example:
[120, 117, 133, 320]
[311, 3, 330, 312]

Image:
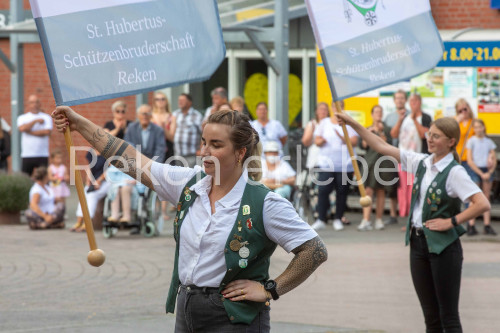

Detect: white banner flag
[306, 0, 444, 100]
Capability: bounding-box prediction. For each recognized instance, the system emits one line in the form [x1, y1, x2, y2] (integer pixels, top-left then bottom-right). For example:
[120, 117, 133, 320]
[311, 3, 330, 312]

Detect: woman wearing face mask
[261, 141, 296, 200]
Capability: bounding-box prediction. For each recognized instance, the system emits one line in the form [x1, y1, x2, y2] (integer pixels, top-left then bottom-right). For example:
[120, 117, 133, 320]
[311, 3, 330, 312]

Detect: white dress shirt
[151, 163, 317, 287]
[400, 151, 481, 228]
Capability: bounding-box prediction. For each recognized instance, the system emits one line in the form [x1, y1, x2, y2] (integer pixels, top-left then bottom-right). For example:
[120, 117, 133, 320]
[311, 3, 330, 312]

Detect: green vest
[405, 159, 466, 254]
[165, 172, 277, 325]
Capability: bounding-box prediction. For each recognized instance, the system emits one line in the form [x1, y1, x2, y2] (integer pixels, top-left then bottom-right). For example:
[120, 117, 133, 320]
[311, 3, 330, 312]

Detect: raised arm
[336, 112, 401, 163]
[52, 106, 155, 190]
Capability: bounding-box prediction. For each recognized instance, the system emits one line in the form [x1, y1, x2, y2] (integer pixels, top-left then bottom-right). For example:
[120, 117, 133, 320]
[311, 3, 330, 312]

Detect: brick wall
[430, 0, 500, 29]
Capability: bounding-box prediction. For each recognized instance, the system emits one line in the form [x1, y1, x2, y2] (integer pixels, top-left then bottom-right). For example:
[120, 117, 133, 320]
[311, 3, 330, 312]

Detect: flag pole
[331, 101, 372, 208]
[63, 127, 106, 267]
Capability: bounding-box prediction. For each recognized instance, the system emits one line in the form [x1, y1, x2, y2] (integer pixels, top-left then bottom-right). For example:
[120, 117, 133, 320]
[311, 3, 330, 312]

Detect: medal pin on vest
[246, 218, 253, 230]
[184, 187, 191, 201]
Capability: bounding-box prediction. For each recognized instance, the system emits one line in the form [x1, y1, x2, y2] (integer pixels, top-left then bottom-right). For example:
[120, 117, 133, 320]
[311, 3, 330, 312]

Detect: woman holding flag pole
[336, 111, 490, 332]
[52, 107, 326, 332]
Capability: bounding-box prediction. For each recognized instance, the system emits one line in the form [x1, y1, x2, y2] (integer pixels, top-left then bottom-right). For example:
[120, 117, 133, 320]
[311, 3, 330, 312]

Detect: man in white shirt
[17, 95, 53, 176]
[250, 102, 287, 155]
[390, 93, 431, 219]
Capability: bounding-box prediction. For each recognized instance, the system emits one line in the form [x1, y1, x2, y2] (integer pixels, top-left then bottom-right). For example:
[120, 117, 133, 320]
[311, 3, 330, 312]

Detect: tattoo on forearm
[275, 236, 328, 296]
[88, 128, 106, 147]
[86, 128, 153, 189]
[110, 145, 153, 189]
[101, 132, 122, 159]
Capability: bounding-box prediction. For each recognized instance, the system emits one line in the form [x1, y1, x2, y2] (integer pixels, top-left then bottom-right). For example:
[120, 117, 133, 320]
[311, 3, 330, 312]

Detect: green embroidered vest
[405, 159, 465, 254]
[165, 172, 277, 325]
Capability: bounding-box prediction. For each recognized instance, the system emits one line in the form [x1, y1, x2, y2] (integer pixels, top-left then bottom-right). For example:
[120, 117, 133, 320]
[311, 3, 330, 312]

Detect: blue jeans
[175, 285, 270, 333]
[410, 230, 463, 332]
[316, 171, 352, 222]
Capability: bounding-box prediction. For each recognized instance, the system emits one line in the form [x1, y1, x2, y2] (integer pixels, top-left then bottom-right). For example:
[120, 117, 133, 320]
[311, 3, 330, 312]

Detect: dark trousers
[410, 229, 463, 333]
[316, 171, 352, 222]
[22, 157, 49, 176]
[175, 285, 270, 333]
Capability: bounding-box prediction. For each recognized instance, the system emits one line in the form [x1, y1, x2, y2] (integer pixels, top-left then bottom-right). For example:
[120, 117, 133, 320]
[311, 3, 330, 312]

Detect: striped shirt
[173, 107, 203, 156]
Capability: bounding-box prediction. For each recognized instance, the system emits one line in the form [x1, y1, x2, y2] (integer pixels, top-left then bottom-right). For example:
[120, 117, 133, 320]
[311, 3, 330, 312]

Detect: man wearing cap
[261, 141, 296, 200]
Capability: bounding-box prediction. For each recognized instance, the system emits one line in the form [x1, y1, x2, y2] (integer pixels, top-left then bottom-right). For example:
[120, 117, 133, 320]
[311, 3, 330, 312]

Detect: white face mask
[266, 155, 280, 164]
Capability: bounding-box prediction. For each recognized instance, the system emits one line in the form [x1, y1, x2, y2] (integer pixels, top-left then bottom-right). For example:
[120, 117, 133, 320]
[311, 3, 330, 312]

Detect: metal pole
[10, 0, 24, 172]
[275, 0, 289, 154]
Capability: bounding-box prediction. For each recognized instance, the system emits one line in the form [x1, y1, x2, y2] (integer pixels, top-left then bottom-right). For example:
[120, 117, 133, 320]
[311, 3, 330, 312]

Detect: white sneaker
[375, 218, 385, 230]
[312, 219, 327, 230]
[357, 219, 373, 231]
[333, 219, 344, 231]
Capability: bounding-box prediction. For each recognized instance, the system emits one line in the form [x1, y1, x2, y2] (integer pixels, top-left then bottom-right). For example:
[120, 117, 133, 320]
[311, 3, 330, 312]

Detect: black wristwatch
[451, 216, 458, 227]
[264, 280, 279, 300]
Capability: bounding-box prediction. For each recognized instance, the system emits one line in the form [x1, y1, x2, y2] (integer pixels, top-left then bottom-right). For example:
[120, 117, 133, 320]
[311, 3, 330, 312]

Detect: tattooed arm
[274, 236, 328, 296]
[221, 236, 327, 302]
[52, 106, 155, 190]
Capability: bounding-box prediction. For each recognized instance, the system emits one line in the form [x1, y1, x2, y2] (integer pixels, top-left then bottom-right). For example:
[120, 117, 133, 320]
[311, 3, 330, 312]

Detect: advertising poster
[444, 68, 477, 98]
[410, 68, 444, 98]
[477, 67, 500, 113]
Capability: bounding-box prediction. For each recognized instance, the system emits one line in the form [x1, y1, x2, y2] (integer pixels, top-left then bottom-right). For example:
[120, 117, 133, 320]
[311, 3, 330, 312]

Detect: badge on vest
[184, 188, 192, 202]
[242, 205, 250, 215]
[230, 240, 241, 252]
[230, 235, 243, 252]
[239, 259, 248, 268]
[239, 242, 250, 258]
[238, 220, 242, 232]
[246, 218, 253, 230]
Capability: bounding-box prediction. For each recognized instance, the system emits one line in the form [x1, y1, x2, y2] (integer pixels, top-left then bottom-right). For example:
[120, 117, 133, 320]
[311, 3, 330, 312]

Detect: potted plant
[0, 172, 32, 224]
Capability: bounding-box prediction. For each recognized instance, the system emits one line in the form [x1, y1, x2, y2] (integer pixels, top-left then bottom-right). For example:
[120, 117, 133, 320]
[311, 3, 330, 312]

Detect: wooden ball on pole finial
[88, 249, 106, 267]
[359, 196, 372, 208]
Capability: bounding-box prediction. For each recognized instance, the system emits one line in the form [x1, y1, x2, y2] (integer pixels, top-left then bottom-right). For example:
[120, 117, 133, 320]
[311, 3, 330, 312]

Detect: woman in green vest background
[52, 107, 327, 332]
[336, 112, 490, 333]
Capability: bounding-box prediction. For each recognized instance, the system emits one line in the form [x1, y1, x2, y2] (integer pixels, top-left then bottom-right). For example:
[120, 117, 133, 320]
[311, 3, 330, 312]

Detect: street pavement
[1, 189, 499, 333]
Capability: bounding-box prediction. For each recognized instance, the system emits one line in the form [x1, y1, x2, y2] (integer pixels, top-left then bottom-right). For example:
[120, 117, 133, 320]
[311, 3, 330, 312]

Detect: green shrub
[0, 172, 33, 212]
